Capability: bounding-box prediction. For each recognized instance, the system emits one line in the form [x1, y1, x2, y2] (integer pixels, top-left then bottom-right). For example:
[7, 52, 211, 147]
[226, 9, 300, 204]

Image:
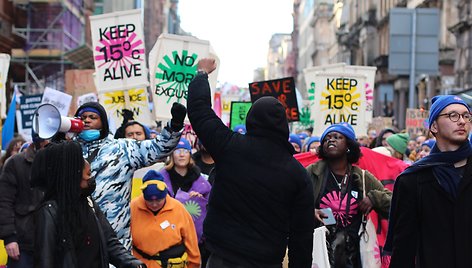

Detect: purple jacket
[159, 168, 211, 243]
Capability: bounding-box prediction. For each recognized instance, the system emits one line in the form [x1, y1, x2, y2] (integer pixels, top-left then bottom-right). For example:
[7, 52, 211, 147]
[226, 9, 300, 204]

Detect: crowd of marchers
[0, 58, 471, 268]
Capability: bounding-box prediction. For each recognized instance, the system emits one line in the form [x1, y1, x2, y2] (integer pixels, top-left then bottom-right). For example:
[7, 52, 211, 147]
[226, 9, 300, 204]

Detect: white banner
[305, 63, 376, 123]
[303, 70, 367, 137]
[149, 33, 219, 120]
[90, 9, 148, 92]
[41, 87, 73, 116]
[0, 54, 11, 118]
[99, 87, 154, 128]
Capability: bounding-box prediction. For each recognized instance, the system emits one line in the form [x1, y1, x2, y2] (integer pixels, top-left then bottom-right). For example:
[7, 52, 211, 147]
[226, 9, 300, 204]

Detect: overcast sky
[179, 0, 293, 87]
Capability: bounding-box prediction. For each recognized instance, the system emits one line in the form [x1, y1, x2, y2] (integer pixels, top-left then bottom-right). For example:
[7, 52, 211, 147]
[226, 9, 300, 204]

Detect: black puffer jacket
[34, 198, 144, 268]
[0, 144, 44, 252]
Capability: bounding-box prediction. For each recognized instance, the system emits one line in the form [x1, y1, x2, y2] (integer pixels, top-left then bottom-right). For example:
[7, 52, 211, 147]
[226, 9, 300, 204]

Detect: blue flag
[2, 91, 16, 149]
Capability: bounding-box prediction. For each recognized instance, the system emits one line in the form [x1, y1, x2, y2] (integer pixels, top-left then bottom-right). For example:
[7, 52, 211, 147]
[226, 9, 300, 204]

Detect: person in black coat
[386, 95, 472, 267]
[187, 58, 314, 268]
[0, 133, 48, 268]
[31, 141, 145, 268]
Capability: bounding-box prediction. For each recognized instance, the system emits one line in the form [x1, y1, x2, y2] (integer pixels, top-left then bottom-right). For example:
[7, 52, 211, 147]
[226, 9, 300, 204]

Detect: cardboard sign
[90, 9, 148, 92]
[305, 64, 376, 123]
[0, 54, 10, 119]
[304, 71, 367, 136]
[369, 116, 394, 136]
[99, 88, 154, 127]
[229, 102, 252, 130]
[149, 34, 219, 120]
[65, 69, 98, 115]
[405, 108, 429, 137]
[248, 77, 299, 122]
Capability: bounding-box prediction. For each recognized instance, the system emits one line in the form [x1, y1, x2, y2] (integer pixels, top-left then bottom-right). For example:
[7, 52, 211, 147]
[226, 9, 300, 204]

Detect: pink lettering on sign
[94, 27, 145, 81]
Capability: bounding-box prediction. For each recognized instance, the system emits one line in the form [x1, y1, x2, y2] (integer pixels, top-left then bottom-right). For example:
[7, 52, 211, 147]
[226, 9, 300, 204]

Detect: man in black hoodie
[187, 58, 314, 268]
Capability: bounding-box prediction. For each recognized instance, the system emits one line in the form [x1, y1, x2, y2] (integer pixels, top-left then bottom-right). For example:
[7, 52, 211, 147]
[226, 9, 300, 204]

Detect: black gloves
[170, 102, 186, 132]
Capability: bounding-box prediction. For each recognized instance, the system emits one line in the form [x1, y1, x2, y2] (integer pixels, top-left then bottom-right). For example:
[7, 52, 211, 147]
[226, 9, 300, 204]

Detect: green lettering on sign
[155, 50, 198, 104]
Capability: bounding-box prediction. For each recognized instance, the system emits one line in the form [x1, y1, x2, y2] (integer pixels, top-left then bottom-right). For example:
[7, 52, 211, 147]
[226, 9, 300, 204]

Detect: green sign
[154, 50, 198, 104]
[230, 102, 252, 130]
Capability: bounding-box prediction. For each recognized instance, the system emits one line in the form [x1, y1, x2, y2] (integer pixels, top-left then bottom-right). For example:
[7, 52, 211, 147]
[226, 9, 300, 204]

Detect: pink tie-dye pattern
[320, 190, 358, 227]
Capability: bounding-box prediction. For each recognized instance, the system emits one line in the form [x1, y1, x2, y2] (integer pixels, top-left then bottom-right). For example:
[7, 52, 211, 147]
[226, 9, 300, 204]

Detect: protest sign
[248, 77, 299, 122]
[90, 9, 148, 92]
[149, 33, 219, 120]
[303, 71, 367, 136]
[369, 116, 394, 136]
[405, 108, 429, 137]
[16, 94, 43, 141]
[99, 87, 154, 127]
[78, 92, 99, 107]
[229, 102, 251, 130]
[41, 87, 72, 116]
[305, 64, 376, 123]
[0, 54, 10, 119]
[65, 69, 97, 115]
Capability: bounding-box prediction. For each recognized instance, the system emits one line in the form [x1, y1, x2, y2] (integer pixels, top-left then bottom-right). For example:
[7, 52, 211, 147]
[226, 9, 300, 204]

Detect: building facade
[291, 0, 469, 130]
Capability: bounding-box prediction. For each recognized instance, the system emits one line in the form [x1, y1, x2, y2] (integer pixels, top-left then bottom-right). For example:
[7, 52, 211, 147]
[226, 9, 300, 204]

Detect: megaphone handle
[34, 111, 39, 134]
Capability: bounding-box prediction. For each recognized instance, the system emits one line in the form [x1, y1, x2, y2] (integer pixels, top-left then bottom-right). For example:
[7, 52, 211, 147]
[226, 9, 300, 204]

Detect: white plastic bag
[312, 226, 330, 268]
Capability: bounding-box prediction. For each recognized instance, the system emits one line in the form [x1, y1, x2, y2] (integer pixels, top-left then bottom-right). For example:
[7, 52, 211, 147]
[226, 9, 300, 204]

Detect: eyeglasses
[173, 149, 190, 155]
[438, 112, 472, 122]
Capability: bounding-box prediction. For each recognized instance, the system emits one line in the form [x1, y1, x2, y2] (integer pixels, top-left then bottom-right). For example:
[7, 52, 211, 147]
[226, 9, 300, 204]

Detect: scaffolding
[10, 0, 86, 94]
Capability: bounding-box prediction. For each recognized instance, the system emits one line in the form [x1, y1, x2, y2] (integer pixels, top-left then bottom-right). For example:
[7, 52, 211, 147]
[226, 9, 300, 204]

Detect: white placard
[305, 63, 376, 123]
[41, 87, 72, 116]
[90, 9, 148, 92]
[0, 54, 11, 118]
[149, 33, 219, 120]
[78, 92, 99, 107]
[303, 70, 367, 137]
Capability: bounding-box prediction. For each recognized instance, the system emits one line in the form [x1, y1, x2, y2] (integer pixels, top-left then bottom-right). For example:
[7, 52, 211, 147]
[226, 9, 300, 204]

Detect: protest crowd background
[1, 1, 472, 268]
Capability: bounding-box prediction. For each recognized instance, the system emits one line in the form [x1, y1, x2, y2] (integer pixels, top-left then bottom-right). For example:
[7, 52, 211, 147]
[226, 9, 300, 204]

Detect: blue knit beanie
[141, 170, 168, 201]
[421, 139, 436, 149]
[428, 95, 470, 128]
[289, 133, 302, 149]
[175, 138, 192, 151]
[320, 122, 356, 142]
[305, 136, 320, 151]
[298, 132, 308, 141]
[233, 124, 247, 134]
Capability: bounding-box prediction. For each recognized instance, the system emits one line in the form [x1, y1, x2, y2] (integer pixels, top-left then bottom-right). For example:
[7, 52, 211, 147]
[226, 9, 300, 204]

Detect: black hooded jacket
[187, 73, 314, 267]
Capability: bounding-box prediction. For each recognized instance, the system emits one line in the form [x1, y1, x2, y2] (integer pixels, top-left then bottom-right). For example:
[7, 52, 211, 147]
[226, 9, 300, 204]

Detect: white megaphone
[32, 104, 84, 139]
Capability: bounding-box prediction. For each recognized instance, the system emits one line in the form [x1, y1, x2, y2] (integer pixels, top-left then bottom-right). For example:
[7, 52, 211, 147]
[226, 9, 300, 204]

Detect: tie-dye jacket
[77, 126, 181, 250]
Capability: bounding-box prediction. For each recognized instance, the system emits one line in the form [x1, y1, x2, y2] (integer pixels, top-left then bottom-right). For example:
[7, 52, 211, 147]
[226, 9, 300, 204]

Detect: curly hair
[317, 137, 362, 164]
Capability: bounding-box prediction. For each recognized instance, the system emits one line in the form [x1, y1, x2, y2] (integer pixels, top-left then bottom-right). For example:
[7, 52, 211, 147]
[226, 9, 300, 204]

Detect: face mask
[81, 178, 96, 197]
[79, 129, 101, 142]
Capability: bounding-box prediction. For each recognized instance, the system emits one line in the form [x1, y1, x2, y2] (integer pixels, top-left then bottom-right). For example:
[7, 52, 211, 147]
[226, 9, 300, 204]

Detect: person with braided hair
[32, 141, 145, 268]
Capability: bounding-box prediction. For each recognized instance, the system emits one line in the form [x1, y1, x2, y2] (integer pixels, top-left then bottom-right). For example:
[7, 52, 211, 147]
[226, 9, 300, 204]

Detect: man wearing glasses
[386, 95, 472, 268]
